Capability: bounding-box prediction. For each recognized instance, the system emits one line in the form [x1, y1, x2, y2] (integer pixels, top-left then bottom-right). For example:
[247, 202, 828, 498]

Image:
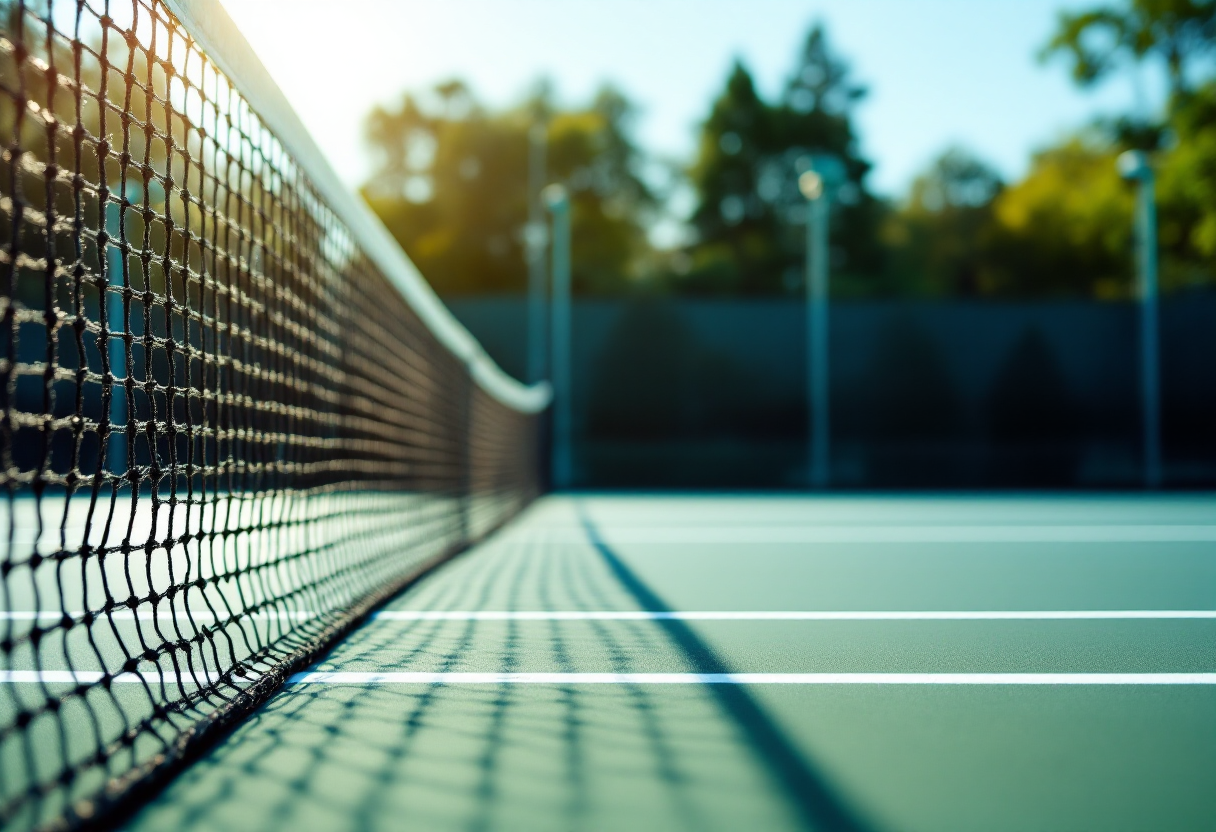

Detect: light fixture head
[799, 171, 824, 201]
[1118, 149, 1152, 181]
[543, 183, 569, 209]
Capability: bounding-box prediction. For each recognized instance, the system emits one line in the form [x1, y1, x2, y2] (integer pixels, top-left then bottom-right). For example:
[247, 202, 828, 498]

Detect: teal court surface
[125, 495, 1216, 832]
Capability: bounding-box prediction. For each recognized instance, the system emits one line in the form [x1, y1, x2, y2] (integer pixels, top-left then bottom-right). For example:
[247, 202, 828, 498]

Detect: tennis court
[3, 0, 1215, 830]
[118, 493, 1216, 832]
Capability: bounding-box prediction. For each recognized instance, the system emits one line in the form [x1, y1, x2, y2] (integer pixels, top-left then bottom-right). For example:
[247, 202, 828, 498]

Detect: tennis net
[0, 0, 549, 828]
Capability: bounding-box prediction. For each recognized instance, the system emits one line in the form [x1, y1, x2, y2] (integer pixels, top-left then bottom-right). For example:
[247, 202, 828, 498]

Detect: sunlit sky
[221, 0, 1164, 200]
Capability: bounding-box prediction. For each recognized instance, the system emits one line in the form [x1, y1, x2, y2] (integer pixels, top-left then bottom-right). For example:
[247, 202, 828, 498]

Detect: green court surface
[125, 495, 1216, 832]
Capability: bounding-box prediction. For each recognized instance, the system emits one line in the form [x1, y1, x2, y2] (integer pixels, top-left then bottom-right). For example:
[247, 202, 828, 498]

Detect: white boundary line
[4, 610, 1216, 622]
[368, 610, 1216, 621]
[3, 671, 1215, 686]
[582, 525, 1216, 543]
[286, 672, 1216, 686]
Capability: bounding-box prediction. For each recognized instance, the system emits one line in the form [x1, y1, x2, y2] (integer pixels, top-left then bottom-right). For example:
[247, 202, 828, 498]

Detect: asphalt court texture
[119, 495, 1216, 832]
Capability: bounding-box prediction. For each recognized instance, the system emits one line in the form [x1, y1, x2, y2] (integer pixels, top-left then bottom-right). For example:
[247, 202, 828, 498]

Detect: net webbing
[0, 1, 542, 829]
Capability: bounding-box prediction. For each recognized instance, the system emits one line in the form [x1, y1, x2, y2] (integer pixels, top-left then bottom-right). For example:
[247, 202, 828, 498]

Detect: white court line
[370, 610, 1216, 621]
[285, 672, 1216, 686]
[5, 610, 1216, 622]
[4, 671, 1214, 686]
[577, 525, 1216, 543]
[5, 670, 1214, 686]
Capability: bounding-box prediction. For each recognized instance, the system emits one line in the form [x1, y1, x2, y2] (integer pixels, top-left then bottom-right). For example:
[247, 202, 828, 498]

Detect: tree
[881, 147, 1004, 296]
[986, 136, 1135, 298]
[679, 25, 881, 295]
[1043, 0, 1216, 292]
[362, 82, 654, 296]
[683, 62, 782, 292]
[1042, 0, 1216, 99]
[1157, 81, 1216, 279]
[549, 89, 658, 293]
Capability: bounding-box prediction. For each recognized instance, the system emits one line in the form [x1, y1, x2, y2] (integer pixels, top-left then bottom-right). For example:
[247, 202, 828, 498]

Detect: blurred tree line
[361, 81, 654, 296]
[362, 1, 1216, 300]
[674, 27, 884, 295]
[907, 0, 1216, 299]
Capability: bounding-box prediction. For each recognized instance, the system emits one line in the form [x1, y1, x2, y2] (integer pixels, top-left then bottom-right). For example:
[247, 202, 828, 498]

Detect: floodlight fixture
[1118, 149, 1152, 181]
[543, 183, 569, 210]
[799, 170, 824, 201]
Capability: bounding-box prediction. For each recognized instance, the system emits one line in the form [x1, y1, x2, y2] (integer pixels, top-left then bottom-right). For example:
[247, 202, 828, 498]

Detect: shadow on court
[578, 512, 869, 832]
[128, 508, 870, 832]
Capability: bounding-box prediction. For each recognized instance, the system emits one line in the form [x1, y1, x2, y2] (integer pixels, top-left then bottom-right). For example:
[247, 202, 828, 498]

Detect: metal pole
[1119, 151, 1161, 488]
[525, 123, 548, 384]
[800, 172, 830, 489]
[545, 185, 572, 489]
[1137, 168, 1161, 488]
[104, 188, 130, 476]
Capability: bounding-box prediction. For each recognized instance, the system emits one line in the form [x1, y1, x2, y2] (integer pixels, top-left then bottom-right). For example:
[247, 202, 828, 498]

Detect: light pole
[524, 122, 549, 384]
[798, 155, 845, 490]
[544, 184, 573, 489]
[799, 169, 830, 489]
[1118, 149, 1161, 489]
[104, 182, 137, 476]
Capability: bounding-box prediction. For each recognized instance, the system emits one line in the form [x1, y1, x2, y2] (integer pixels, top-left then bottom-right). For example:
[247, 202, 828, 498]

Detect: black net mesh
[0, 1, 542, 829]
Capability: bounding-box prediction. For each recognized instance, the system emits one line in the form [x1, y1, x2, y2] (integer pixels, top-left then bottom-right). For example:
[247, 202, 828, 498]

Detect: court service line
[368, 610, 1216, 621]
[285, 672, 1216, 686]
[4, 610, 1216, 622]
[4, 671, 1216, 686]
[567, 524, 1216, 543]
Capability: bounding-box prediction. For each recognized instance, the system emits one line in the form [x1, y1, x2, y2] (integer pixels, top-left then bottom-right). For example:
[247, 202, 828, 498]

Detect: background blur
[231, 0, 1216, 488]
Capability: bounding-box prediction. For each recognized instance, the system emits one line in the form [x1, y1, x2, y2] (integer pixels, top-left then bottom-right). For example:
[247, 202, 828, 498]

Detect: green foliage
[358, 6, 1216, 301]
[879, 148, 1004, 297]
[880, 0, 1216, 300]
[676, 26, 883, 295]
[1158, 81, 1216, 274]
[987, 136, 1135, 298]
[1042, 0, 1216, 97]
[1038, 0, 1216, 293]
[361, 83, 654, 296]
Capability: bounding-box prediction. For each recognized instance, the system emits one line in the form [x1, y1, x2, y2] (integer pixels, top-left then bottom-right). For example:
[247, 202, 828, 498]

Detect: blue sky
[222, 0, 1164, 199]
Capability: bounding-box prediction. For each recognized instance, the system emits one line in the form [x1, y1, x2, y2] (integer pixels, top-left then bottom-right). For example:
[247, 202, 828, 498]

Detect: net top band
[165, 0, 552, 414]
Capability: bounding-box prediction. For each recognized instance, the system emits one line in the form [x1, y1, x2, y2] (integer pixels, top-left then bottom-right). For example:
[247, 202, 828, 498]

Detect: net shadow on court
[129, 511, 872, 832]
